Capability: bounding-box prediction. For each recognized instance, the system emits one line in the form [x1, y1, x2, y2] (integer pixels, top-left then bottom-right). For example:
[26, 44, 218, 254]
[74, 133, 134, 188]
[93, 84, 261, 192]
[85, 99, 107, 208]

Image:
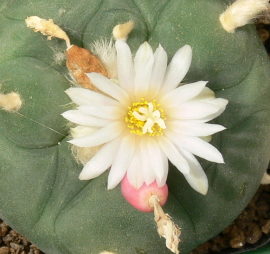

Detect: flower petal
[70, 125, 97, 139]
[159, 45, 192, 95]
[165, 129, 224, 163]
[165, 101, 221, 120]
[62, 110, 112, 127]
[198, 98, 229, 122]
[193, 87, 215, 101]
[134, 42, 154, 99]
[160, 81, 208, 108]
[65, 87, 119, 106]
[209, 98, 228, 109]
[86, 72, 130, 106]
[69, 121, 125, 147]
[180, 149, 208, 195]
[147, 44, 168, 99]
[157, 135, 190, 174]
[140, 137, 156, 185]
[79, 105, 126, 120]
[79, 137, 122, 180]
[107, 134, 136, 189]
[200, 135, 212, 142]
[167, 120, 226, 136]
[146, 137, 168, 187]
[127, 140, 144, 189]
[115, 40, 135, 96]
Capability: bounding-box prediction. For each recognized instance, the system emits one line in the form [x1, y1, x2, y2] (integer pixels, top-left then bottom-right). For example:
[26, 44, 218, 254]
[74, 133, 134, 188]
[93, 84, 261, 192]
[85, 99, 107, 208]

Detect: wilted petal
[86, 72, 130, 106]
[157, 135, 190, 174]
[79, 105, 126, 120]
[180, 149, 208, 195]
[160, 45, 192, 95]
[147, 44, 168, 99]
[65, 87, 119, 106]
[165, 129, 224, 163]
[62, 110, 112, 127]
[107, 134, 136, 189]
[115, 40, 135, 96]
[69, 121, 125, 147]
[79, 137, 122, 180]
[160, 81, 207, 108]
[167, 120, 226, 136]
[134, 42, 154, 99]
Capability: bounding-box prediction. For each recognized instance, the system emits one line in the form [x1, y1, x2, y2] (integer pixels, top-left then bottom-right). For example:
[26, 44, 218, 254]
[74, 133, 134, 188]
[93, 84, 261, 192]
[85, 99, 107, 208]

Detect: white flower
[62, 40, 228, 195]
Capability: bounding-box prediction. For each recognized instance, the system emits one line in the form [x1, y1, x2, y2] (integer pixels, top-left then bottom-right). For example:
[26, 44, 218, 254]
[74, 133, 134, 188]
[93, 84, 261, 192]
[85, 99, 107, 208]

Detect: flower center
[125, 99, 166, 136]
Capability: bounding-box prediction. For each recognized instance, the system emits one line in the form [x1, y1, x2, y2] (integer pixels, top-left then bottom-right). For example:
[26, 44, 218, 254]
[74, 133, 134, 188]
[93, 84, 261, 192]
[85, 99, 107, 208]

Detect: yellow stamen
[125, 98, 166, 136]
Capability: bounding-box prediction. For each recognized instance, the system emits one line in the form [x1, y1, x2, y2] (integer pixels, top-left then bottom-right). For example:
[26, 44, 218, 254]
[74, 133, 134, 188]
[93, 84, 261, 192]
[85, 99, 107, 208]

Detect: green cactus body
[0, 1, 270, 253]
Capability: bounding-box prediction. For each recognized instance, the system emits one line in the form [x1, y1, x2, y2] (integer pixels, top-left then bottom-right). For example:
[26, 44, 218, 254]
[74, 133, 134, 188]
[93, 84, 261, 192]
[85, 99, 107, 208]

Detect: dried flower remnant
[25, 16, 71, 48]
[25, 16, 108, 91]
[220, 0, 270, 33]
[149, 195, 181, 254]
[0, 92, 22, 112]
[62, 39, 228, 195]
[66, 45, 109, 92]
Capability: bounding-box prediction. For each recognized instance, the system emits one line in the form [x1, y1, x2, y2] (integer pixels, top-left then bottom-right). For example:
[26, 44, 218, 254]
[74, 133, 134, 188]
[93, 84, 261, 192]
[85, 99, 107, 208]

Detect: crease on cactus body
[22, 1, 270, 252]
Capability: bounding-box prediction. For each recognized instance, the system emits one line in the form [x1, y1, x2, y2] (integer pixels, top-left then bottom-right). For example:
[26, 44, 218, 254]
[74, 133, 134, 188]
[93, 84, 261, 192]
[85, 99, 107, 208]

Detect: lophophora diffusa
[25, 17, 230, 254]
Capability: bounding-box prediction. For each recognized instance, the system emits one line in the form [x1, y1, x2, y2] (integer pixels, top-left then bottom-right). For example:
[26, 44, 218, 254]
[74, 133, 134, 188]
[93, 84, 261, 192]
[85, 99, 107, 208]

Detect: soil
[0, 221, 44, 254]
[190, 184, 270, 254]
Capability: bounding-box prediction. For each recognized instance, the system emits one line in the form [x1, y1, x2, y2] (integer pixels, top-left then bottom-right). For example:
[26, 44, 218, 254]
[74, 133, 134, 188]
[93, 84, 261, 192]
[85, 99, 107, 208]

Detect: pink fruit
[121, 175, 169, 212]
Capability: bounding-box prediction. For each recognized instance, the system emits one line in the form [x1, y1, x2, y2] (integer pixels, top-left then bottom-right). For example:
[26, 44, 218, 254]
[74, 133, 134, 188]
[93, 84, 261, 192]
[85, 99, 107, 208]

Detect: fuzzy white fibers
[220, 0, 270, 33]
[0, 92, 22, 112]
[90, 39, 118, 79]
[112, 20, 134, 41]
[70, 125, 102, 165]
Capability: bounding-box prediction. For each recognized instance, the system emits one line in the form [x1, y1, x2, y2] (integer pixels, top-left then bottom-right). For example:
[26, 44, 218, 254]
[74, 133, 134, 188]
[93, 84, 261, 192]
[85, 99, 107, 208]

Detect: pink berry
[121, 175, 169, 212]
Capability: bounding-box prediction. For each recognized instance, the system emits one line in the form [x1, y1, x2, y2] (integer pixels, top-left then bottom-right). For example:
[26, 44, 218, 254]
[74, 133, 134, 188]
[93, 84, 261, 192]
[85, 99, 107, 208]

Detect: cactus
[0, 1, 270, 253]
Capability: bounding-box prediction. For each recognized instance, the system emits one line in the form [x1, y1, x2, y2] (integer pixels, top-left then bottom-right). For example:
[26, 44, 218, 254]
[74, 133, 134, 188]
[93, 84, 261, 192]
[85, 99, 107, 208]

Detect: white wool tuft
[261, 172, 270, 184]
[220, 0, 270, 33]
[0, 92, 22, 112]
[70, 126, 102, 164]
[112, 20, 134, 41]
[90, 39, 118, 79]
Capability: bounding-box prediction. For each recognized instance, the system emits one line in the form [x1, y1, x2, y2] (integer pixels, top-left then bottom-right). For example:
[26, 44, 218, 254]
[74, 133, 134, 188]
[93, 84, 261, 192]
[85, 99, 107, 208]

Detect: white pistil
[133, 102, 166, 134]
